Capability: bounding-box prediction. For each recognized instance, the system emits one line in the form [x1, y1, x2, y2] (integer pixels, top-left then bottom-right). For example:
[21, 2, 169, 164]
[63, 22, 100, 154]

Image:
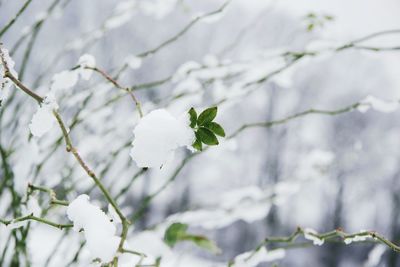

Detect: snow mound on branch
[51, 54, 96, 91]
[358, 95, 399, 113]
[230, 247, 285, 267]
[343, 230, 369, 244]
[130, 109, 194, 168]
[67, 194, 120, 263]
[0, 47, 18, 102]
[77, 54, 96, 80]
[303, 228, 324, 246]
[29, 93, 59, 137]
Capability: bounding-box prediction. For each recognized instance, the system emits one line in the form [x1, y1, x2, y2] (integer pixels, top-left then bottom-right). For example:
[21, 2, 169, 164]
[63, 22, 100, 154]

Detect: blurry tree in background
[1, 0, 400, 266]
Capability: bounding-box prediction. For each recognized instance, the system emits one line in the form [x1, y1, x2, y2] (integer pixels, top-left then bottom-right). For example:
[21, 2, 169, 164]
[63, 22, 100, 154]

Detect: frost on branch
[130, 109, 195, 168]
[343, 230, 370, 244]
[303, 228, 324, 246]
[0, 47, 18, 103]
[29, 93, 59, 137]
[67, 195, 120, 263]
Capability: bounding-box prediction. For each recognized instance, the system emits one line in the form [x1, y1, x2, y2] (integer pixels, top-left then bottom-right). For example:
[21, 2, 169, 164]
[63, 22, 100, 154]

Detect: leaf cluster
[188, 107, 225, 151]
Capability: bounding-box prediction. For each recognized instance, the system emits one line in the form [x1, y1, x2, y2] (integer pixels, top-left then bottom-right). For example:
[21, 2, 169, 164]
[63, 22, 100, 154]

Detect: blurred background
[1, 0, 400, 266]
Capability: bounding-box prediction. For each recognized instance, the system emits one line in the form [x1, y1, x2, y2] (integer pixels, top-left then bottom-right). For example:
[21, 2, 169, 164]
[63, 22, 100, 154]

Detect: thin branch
[336, 28, 400, 51]
[131, 153, 196, 222]
[350, 45, 400, 52]
[137, 1, 231, 58]
[115, 168, 148, 200]
[232, 227, 400, 265]
[0, 46, 43, 103]
[229, 102, 362, 139]
[27, 183, 69, 206]
[0, 214, 73, 230]
[85, 66, 143, 117]
[131, 76, 172, 91]
[115, 0, 231, 78]
[268, 227, 400, 251]
[121, 249, 147, 258]
[18, 0, 64, 81]
[0, 0, 33, 38]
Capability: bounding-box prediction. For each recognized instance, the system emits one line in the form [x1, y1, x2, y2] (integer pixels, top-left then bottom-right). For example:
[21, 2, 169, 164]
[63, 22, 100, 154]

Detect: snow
[0, 80, 11, 103]
[77, 54, 96, 80]
[344, 231, 369, 244]
[173, 78, 202, 94]
[130, 109, 195, 168]
[23, 197, 42, 216]
[0, 47, 18, 102]
[296, 149, 335, 180]
[172, 61, 202, 82]
[165, 186, 272, 229]
[12, 139, 40, 194]
[140, 0, 177, 19]
[67, 195, 120, 263]
[358, 95, 399, 113]
[50, 54, 95, 91]
[27, 224, 65, 266]
[50, 70, 79, 91]
[303, 228, 324, 246]
[108, 203, 122, 224]
[126, 55, 143, 70]
[231, 247, 285, 267]
[29, 93, 59, 138]
[2, 0, 400, 266]
[105, 12, 134, 30]
[364, 245, 386, 267]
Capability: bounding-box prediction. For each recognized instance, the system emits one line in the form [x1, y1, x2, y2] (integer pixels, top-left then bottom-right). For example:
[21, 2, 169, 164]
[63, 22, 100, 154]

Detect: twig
[115, 0, 231, 78]
[27, 183, 69, 206]
[336, 29, 400, 51]
[137, 1, 230, 58]
[0, 0, 33, 38]
[229, 102, 362, 139]
[121, 249, 147, 258]
[0, 214, 73, 230]
[85, 66, 143, 117]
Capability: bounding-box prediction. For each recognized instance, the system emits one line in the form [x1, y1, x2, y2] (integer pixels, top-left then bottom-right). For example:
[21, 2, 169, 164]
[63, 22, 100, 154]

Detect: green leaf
[197, 127, 219, 145]
[205, 122, 225, 137]
[188, 107, 197, 128]
[306, 12, 316, 18]
[184, 235, 222, 254]
[164, 223, 188, 247]
[192, 137, 203, 151]
[197, 107, 217, 126]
